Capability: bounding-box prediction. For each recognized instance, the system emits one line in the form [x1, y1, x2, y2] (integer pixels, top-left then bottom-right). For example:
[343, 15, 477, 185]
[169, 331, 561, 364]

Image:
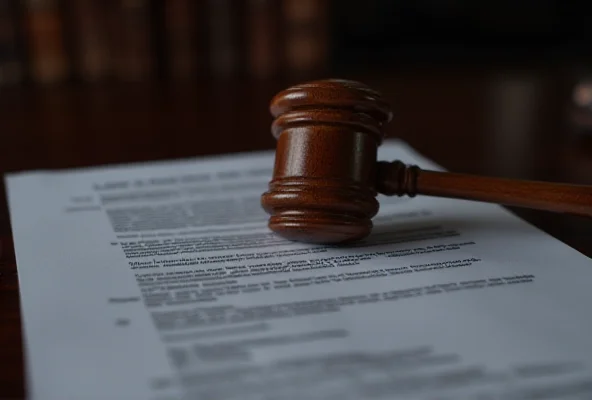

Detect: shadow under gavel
[260, 79, 592, 244]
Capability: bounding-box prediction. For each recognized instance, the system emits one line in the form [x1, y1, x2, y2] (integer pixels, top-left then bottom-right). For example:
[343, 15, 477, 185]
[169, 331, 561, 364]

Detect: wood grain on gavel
[260, 79, 592, 244]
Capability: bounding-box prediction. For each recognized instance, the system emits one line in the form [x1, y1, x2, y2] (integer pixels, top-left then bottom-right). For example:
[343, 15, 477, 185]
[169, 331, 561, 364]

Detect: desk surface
[1, 68, 591, 398]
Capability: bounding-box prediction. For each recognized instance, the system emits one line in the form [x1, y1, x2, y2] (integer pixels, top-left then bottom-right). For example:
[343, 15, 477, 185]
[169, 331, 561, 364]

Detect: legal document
[5, 140, 592, 400]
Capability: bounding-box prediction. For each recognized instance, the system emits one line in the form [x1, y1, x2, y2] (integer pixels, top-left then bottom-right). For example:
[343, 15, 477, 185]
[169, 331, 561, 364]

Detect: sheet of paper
[5, 140, 592, 400]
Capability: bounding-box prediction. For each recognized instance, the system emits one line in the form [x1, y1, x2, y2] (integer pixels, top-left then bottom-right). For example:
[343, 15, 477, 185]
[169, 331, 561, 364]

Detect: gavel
[260, 79, 592, 244]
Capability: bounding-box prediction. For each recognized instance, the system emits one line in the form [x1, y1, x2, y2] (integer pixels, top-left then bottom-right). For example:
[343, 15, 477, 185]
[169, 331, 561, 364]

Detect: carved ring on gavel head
[260, 79, 592, 245]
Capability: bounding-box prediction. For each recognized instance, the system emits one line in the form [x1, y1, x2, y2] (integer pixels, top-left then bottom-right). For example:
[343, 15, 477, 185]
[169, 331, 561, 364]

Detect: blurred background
[0, 0, 591, 84]
[0, 0, 591, 249]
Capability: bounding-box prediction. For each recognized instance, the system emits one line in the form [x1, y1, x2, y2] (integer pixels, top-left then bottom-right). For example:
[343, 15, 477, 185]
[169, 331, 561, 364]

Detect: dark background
[332, 0, 592, 66]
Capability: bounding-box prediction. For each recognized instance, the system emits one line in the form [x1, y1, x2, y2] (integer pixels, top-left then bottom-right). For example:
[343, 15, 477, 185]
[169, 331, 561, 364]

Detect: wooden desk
[1, 67, 591, 398]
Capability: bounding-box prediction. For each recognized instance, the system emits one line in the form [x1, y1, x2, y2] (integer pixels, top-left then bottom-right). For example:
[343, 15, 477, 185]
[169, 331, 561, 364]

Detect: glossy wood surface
[411, 168, 592, 215]
[1, 67, 592, 398]
[262, 78, 592, 244]
[261, 79, 392, 243]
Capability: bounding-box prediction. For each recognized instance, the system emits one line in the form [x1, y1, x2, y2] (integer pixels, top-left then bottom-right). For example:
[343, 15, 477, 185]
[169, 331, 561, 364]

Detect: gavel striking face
[260, 79, 592, 245]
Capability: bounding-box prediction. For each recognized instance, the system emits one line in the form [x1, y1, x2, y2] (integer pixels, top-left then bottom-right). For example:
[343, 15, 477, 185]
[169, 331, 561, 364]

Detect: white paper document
[5, 140, 592, 400]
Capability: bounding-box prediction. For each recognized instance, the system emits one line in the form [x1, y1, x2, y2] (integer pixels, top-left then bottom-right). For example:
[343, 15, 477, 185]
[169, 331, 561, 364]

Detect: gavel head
[260, 79, 393, 244]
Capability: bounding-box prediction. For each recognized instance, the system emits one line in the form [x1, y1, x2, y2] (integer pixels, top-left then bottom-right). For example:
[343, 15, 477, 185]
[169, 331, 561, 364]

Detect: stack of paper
[5, 140, 592, 400]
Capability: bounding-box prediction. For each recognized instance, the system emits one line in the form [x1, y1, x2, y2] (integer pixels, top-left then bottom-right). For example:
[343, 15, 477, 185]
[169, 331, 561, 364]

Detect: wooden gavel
[260, 79, 592, 244]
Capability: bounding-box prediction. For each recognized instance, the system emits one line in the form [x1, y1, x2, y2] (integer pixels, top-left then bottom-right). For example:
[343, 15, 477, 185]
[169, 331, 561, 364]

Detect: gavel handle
[376, 161, 592, 217]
